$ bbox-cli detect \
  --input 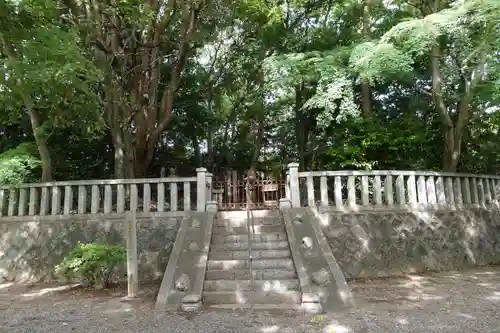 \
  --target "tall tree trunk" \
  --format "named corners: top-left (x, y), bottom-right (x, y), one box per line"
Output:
top-left (360, 0), bottom-right (372, 117)
top-left (294, 83), bottom-right (306, 171)
top-left (192, 132), bottom-right (202, 167)
top-left (24, 98), bottom-right (53, 182)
